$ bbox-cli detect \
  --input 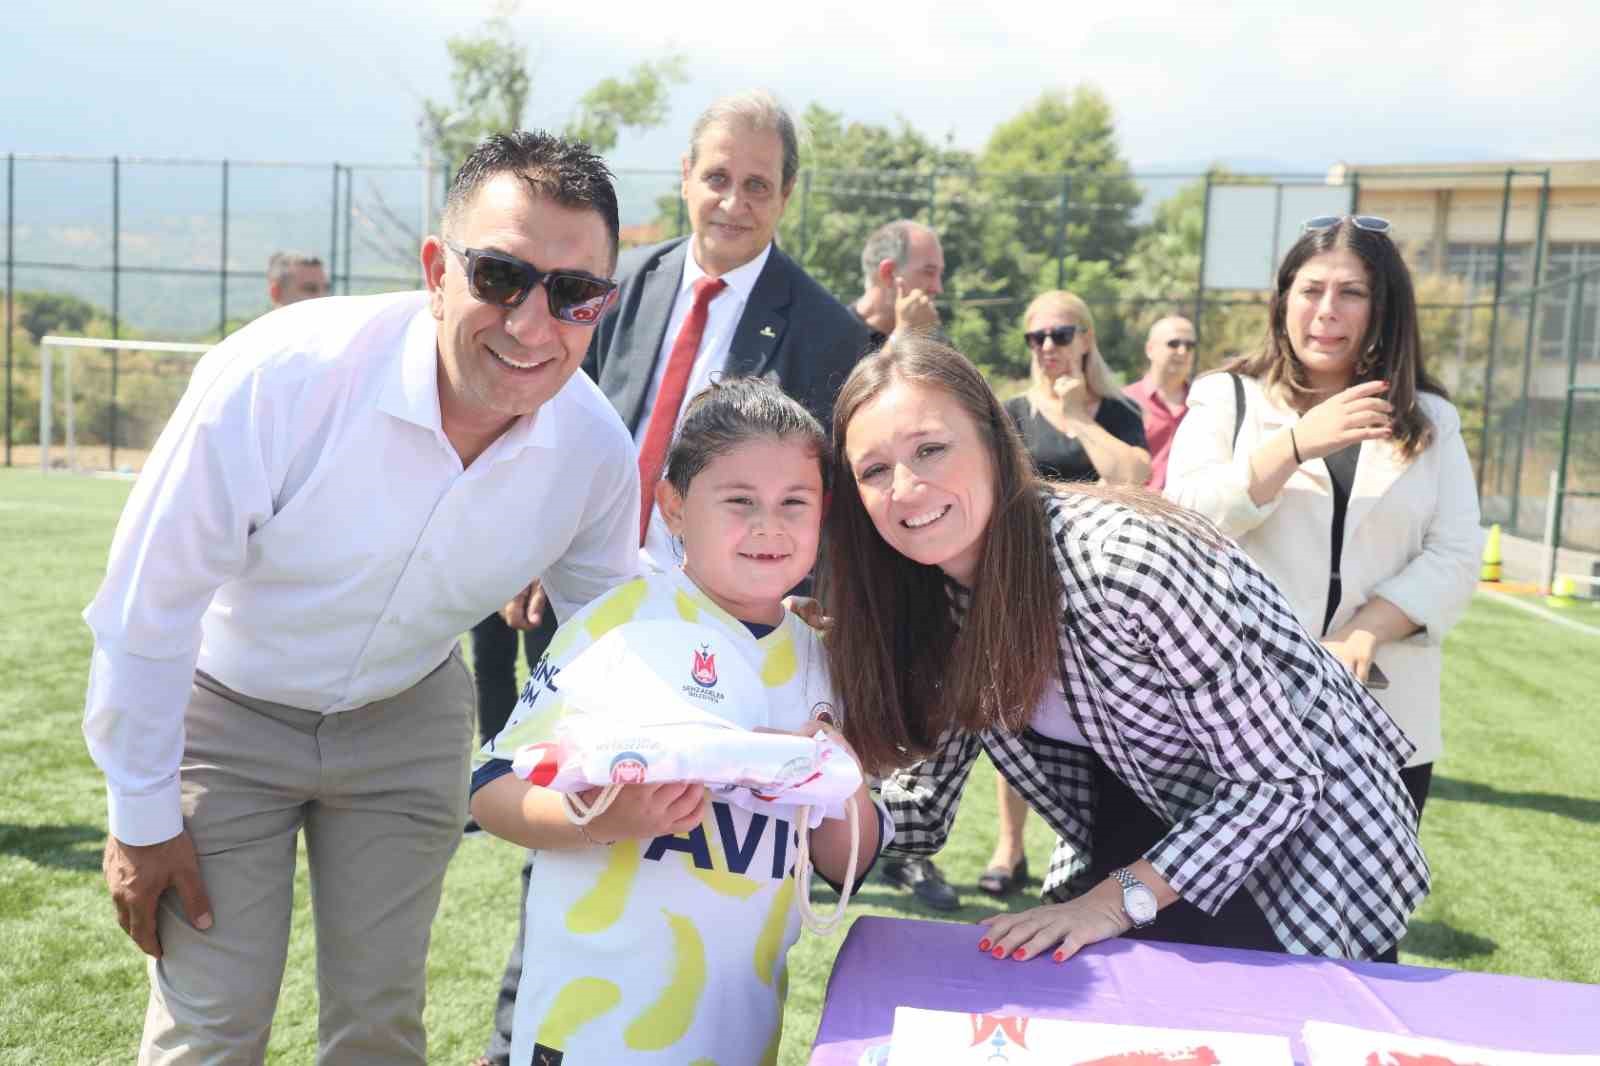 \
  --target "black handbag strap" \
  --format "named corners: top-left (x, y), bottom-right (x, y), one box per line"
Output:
top-left (1229, 372), bottom-right (1246, 451)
